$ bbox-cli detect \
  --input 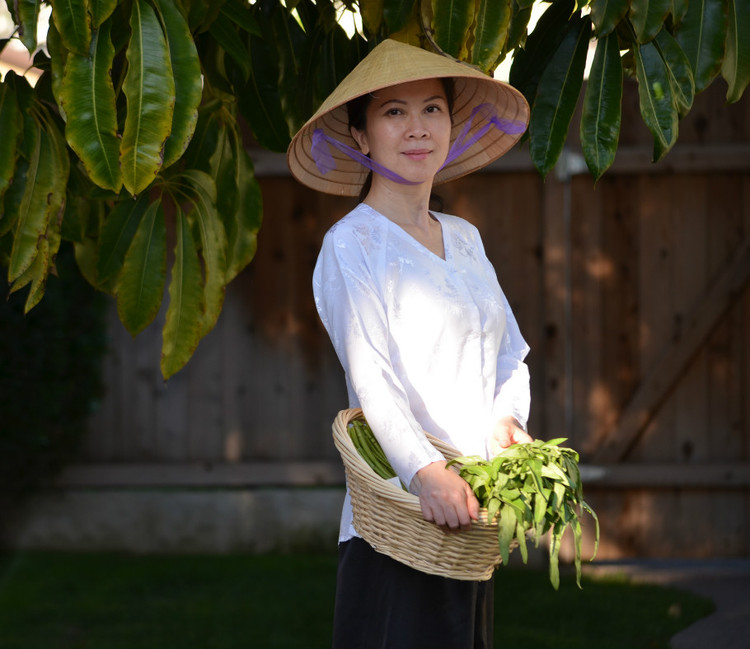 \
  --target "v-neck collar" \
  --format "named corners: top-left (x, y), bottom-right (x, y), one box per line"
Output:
top-left (362, 203), bottom-right (449, 262)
